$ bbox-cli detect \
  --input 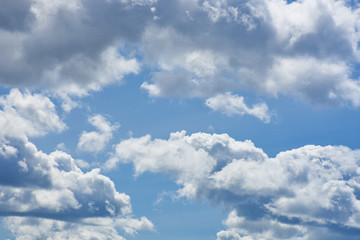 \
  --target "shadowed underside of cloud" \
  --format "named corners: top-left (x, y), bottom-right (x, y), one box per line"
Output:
top-left (0, 89), bottom-right (154, 239)
top-left (0, 0), bottom-right (360, 110)
top-left (107, 131), bottom-right (360, 240)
